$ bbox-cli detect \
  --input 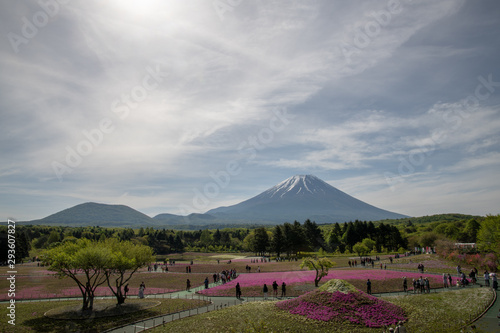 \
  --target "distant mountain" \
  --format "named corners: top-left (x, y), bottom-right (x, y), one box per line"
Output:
top-left (30, 202), bottom-right (158, 227)
top-left (27, 175), bottom-right (408, 228)
top-left (153, 212), bottom-right (217, 225)
top-left (206, 175), bottom-right (408, 223)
